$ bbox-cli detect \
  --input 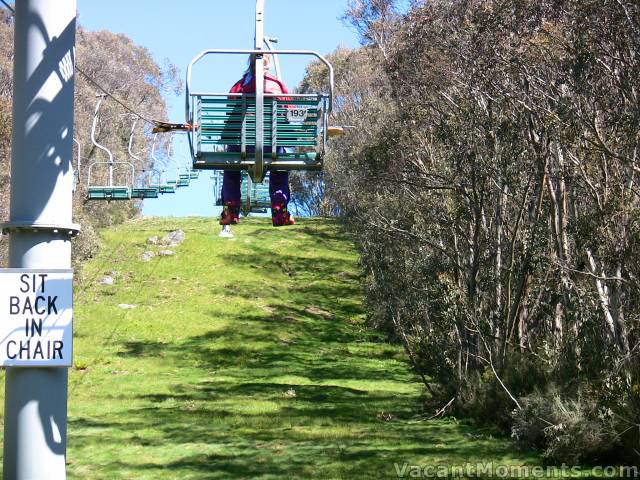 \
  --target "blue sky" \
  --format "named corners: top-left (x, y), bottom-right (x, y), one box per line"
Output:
top-left (75, 0), bottom-right (362, 217)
